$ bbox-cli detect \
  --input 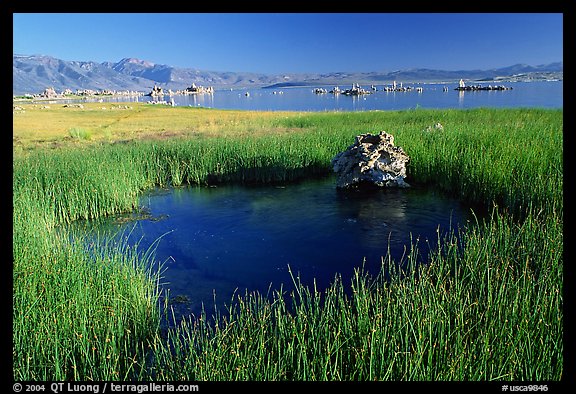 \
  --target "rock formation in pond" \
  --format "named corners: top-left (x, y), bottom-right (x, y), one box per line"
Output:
top-left (332, 131), bottom-right (410, 189)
